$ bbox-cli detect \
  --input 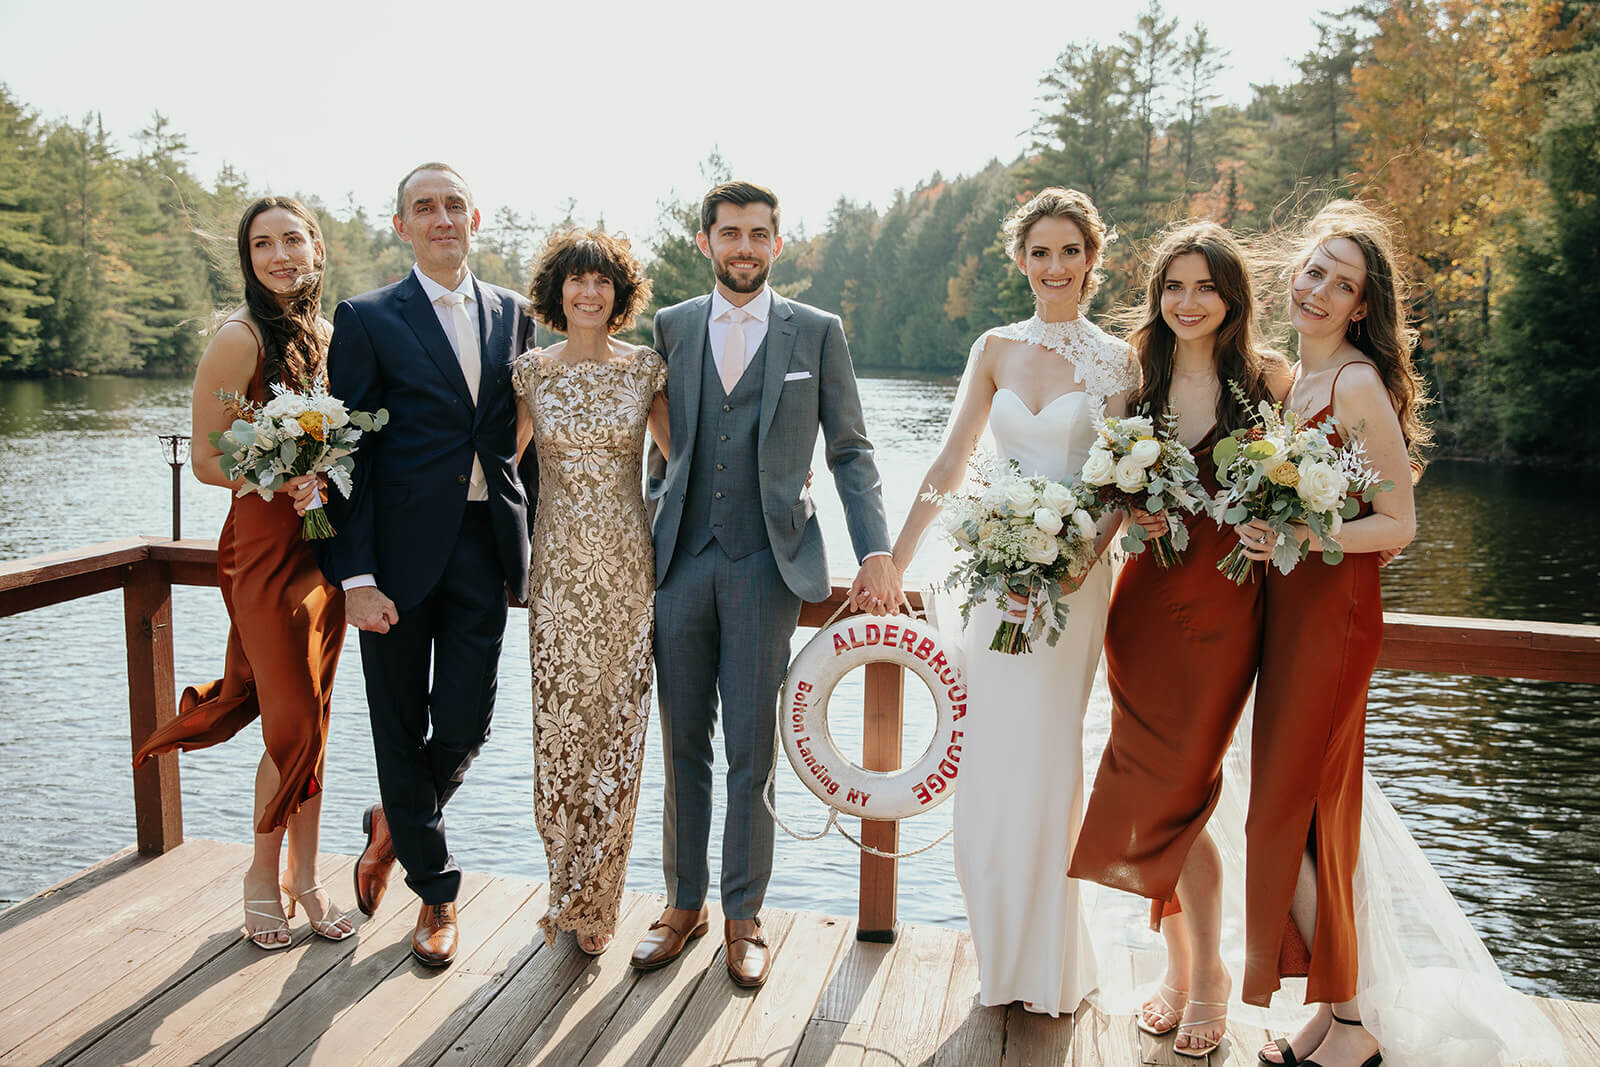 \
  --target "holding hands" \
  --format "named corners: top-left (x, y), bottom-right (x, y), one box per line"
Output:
top-left (849, 555), bottom-right (910, 616)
